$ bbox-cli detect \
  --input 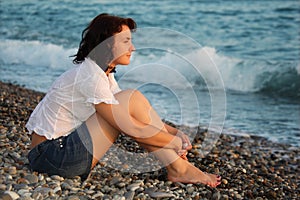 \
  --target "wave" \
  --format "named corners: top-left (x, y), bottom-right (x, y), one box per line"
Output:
top-left (0, 39), bottom-right (299, 98)
top-left (0, 39), bottom-right (76, 70)
top-left (125, 47), bottom-right (300, 98)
